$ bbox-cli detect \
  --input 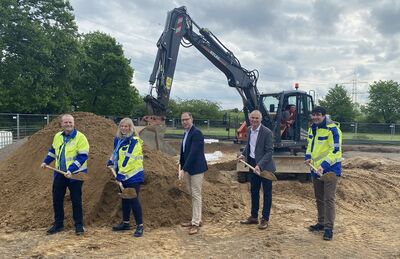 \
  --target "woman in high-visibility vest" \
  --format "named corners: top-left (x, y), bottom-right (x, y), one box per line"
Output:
top-left (107, 118), bottom-right (144, 237)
